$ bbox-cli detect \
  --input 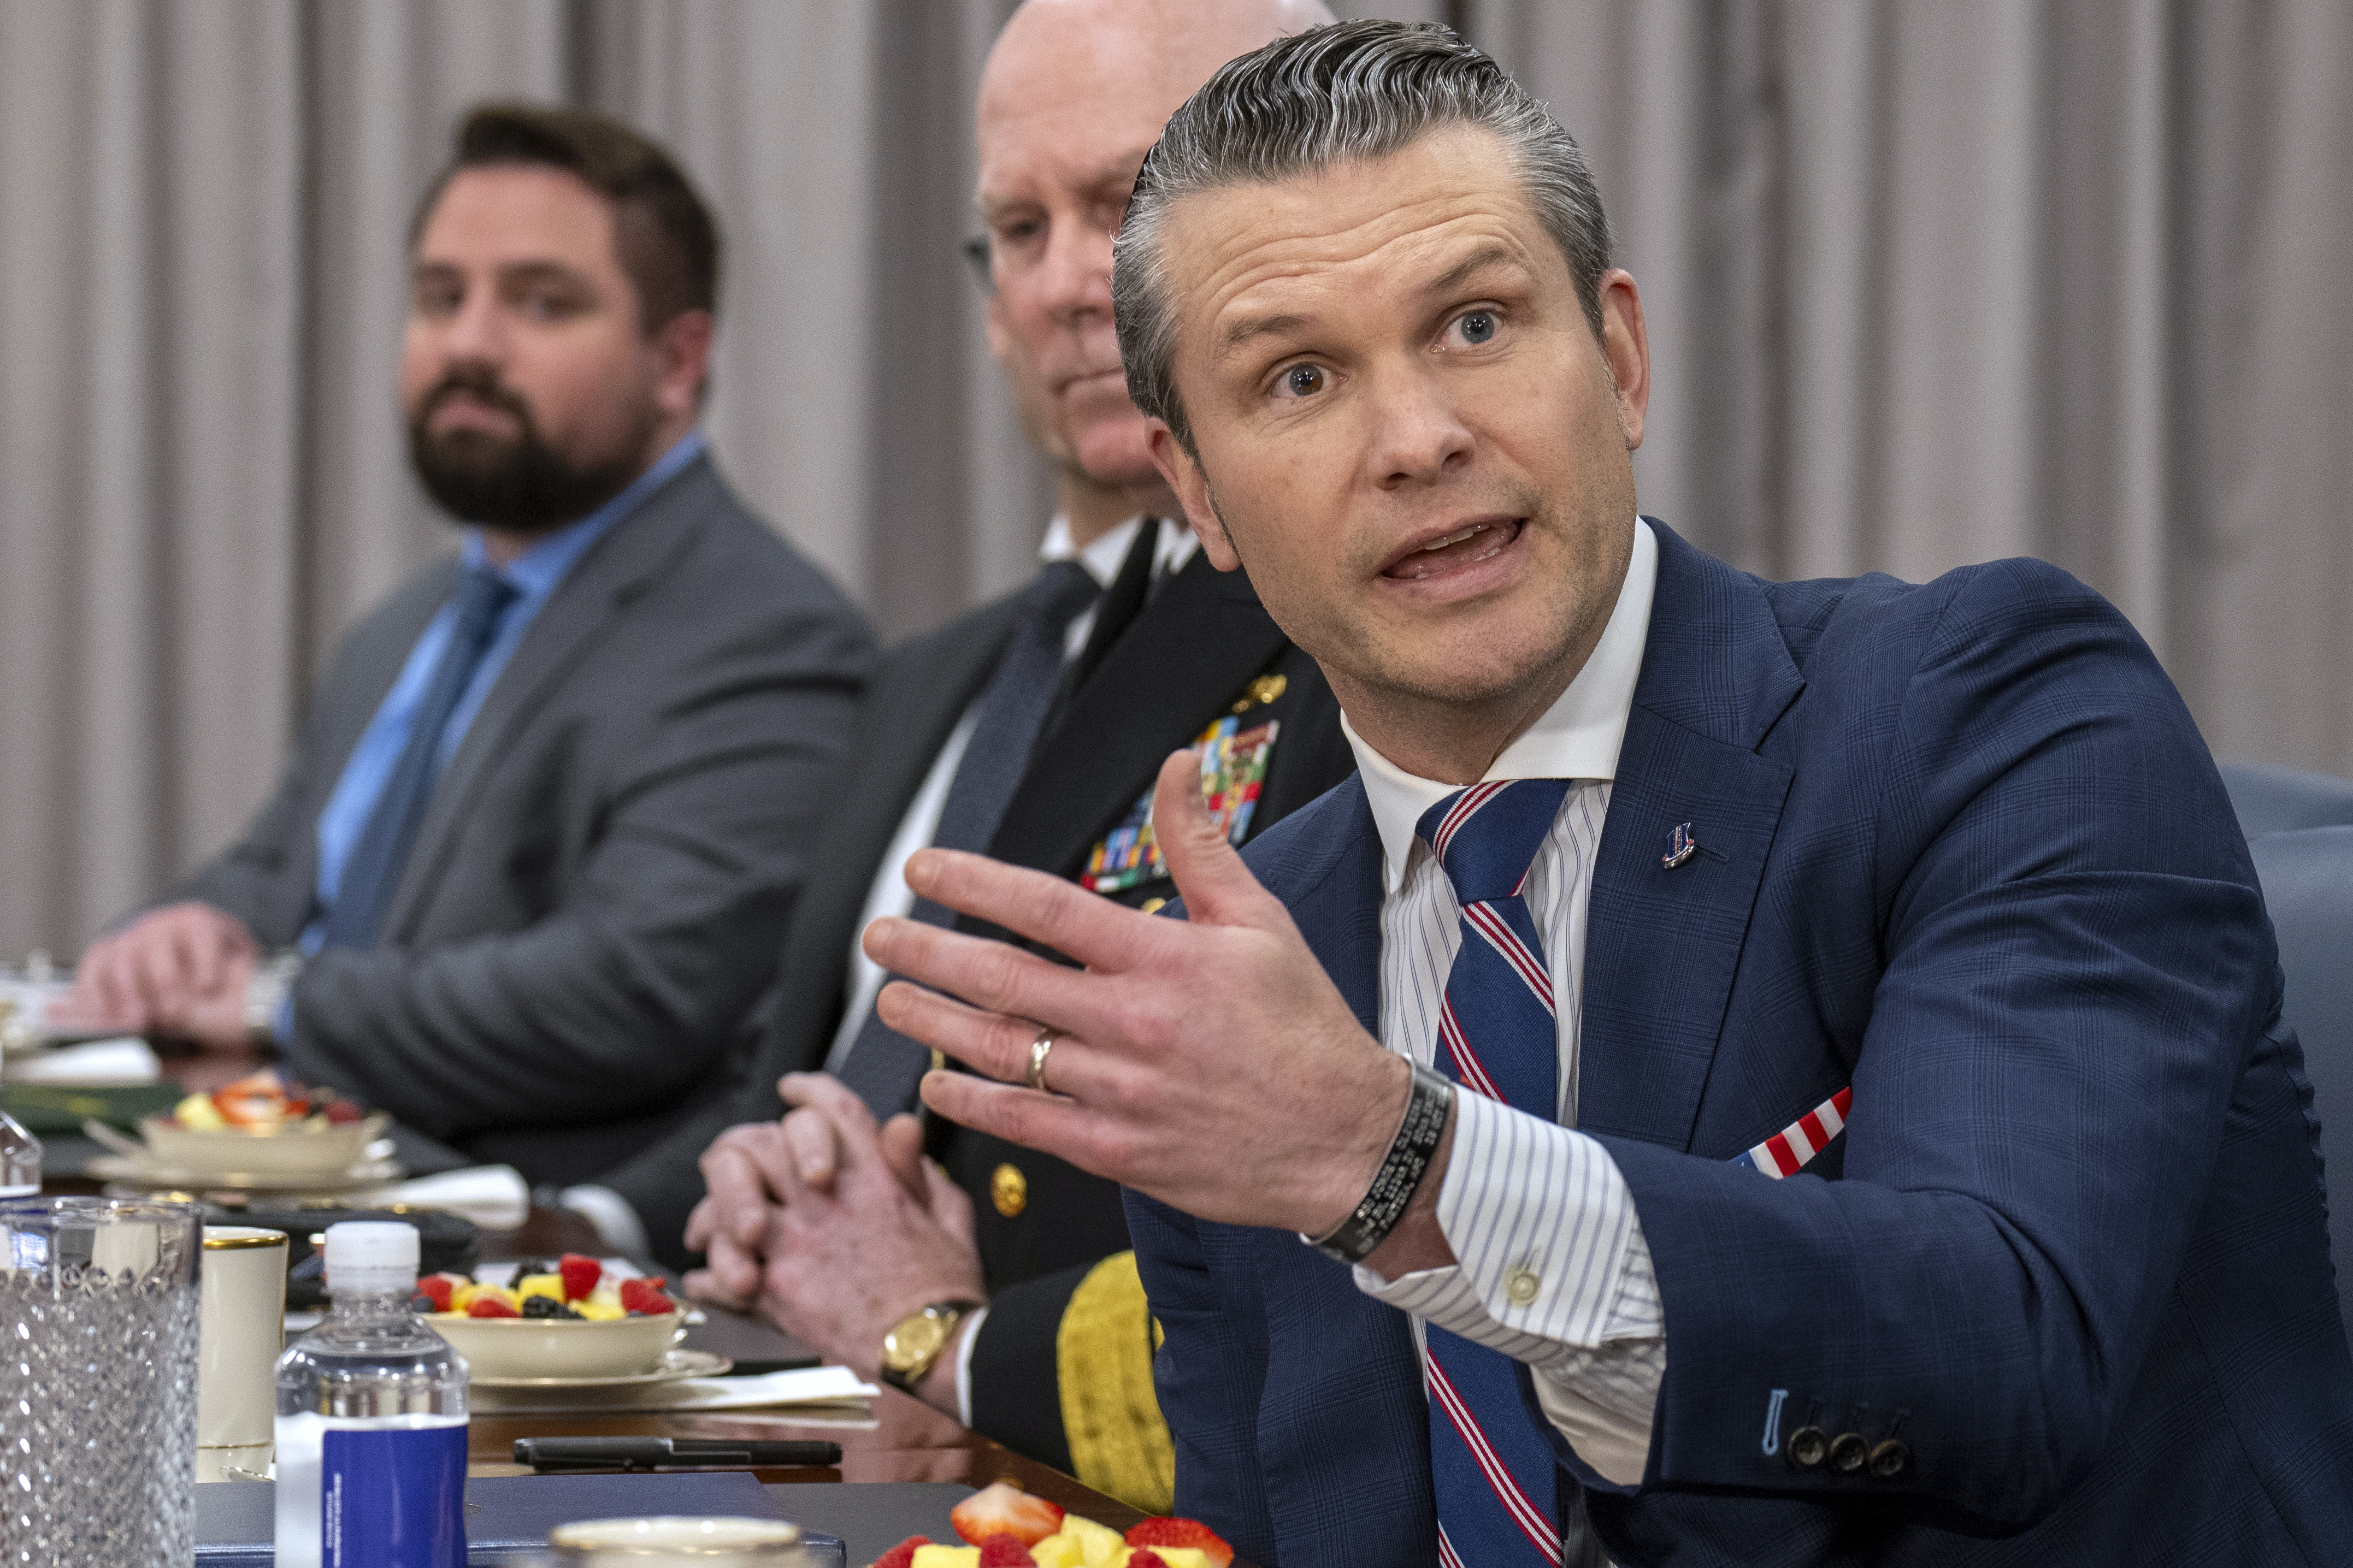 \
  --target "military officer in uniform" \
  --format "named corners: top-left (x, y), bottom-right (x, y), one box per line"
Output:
top-left (574, 0), bottom-right (1344, 1510)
